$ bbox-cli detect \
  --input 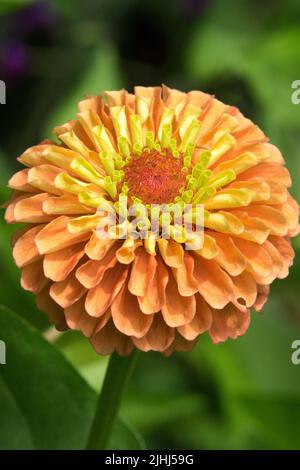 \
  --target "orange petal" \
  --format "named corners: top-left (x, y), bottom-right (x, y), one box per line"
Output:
top-left (35, 216), bottom-right (90, 255)
top-left (178, 294), bottom-right (213, 340)
top-left (260, 240), bottom-right (284, 283)
top-left (237, 162), bottom-right (291, 187)
top-left (262, 180), bottom-right (288, 204)
top-left (128, 249), bottom-right (157, 296)
top-left (253, 285), bottom-right (270, 312)
top-left (132, 314), bottom-right (175, 352)
top-left (232, 238), bottom-right (273, 280)
top-left (138, 256), bottom-right (169, 314)
top-left (193, 257), bottom-right (234, 309)
top-left (49, 273), bottom-right (86, 308)
top-left (232, 271), bottom-right (257, 308)
top-left (18, 143), bottom-right (52, 167)
top-left (243, 205), bottom-right (288, 236)
top-left (76, 244), bottom-right (118, 288)
top-left (187, 89), bottom-right (212, 109)
top-left (116, 238), bottom-right (143, 264)
top-left (13, 193), bottom-right (53, 223)
top-left (268, 236), bottom-right (295, 279)
top-left (231, 115), bottom-right (266, 144)
top-left (21, 260), bottom-right (48, 294)
top-left (8, 169), bottom-right (37, 193)
top-left (229, 210), bottom-right (270, 244)
top-left (170, 332), bottom-right (197, 354)
top-left (85, 231), bottom-right (116, 260)
top-left (161, 273), bottom-right (196, 327)
top-left (208, 231), bottom-right (246, 276)
top-left (172, 252), bottom-right (199, 296)
top-left (209, 303), bottom-right (250, 344)
top-left (27, 164), bottom-right (63, 195)
top-left (43, 242), bottom-right (85, 282)
top-left (90, 320), bottom-right (134, 356)
top-left (111, 285), bottom-right (153, 338)
top-left (264, 143), bottom-right (284, 163)
top-left (157, 238), bottom-right (184, 267)
top-left (12, 225), bottom-right (44, 268)
top-left (43, 195), bottom-right (93, 215)
top-left (85, 264), bottom-right (128, 317)
top-left (65, 296), bottom-right (110, 337)
top-left (195, 234), bottom-right (218, 259)
top-left (197, 98), bottom-right (229, 143)
top-left (36, 286), bottom-right (68, 331)
top-left (277, 194), bottom-right (299, 237)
